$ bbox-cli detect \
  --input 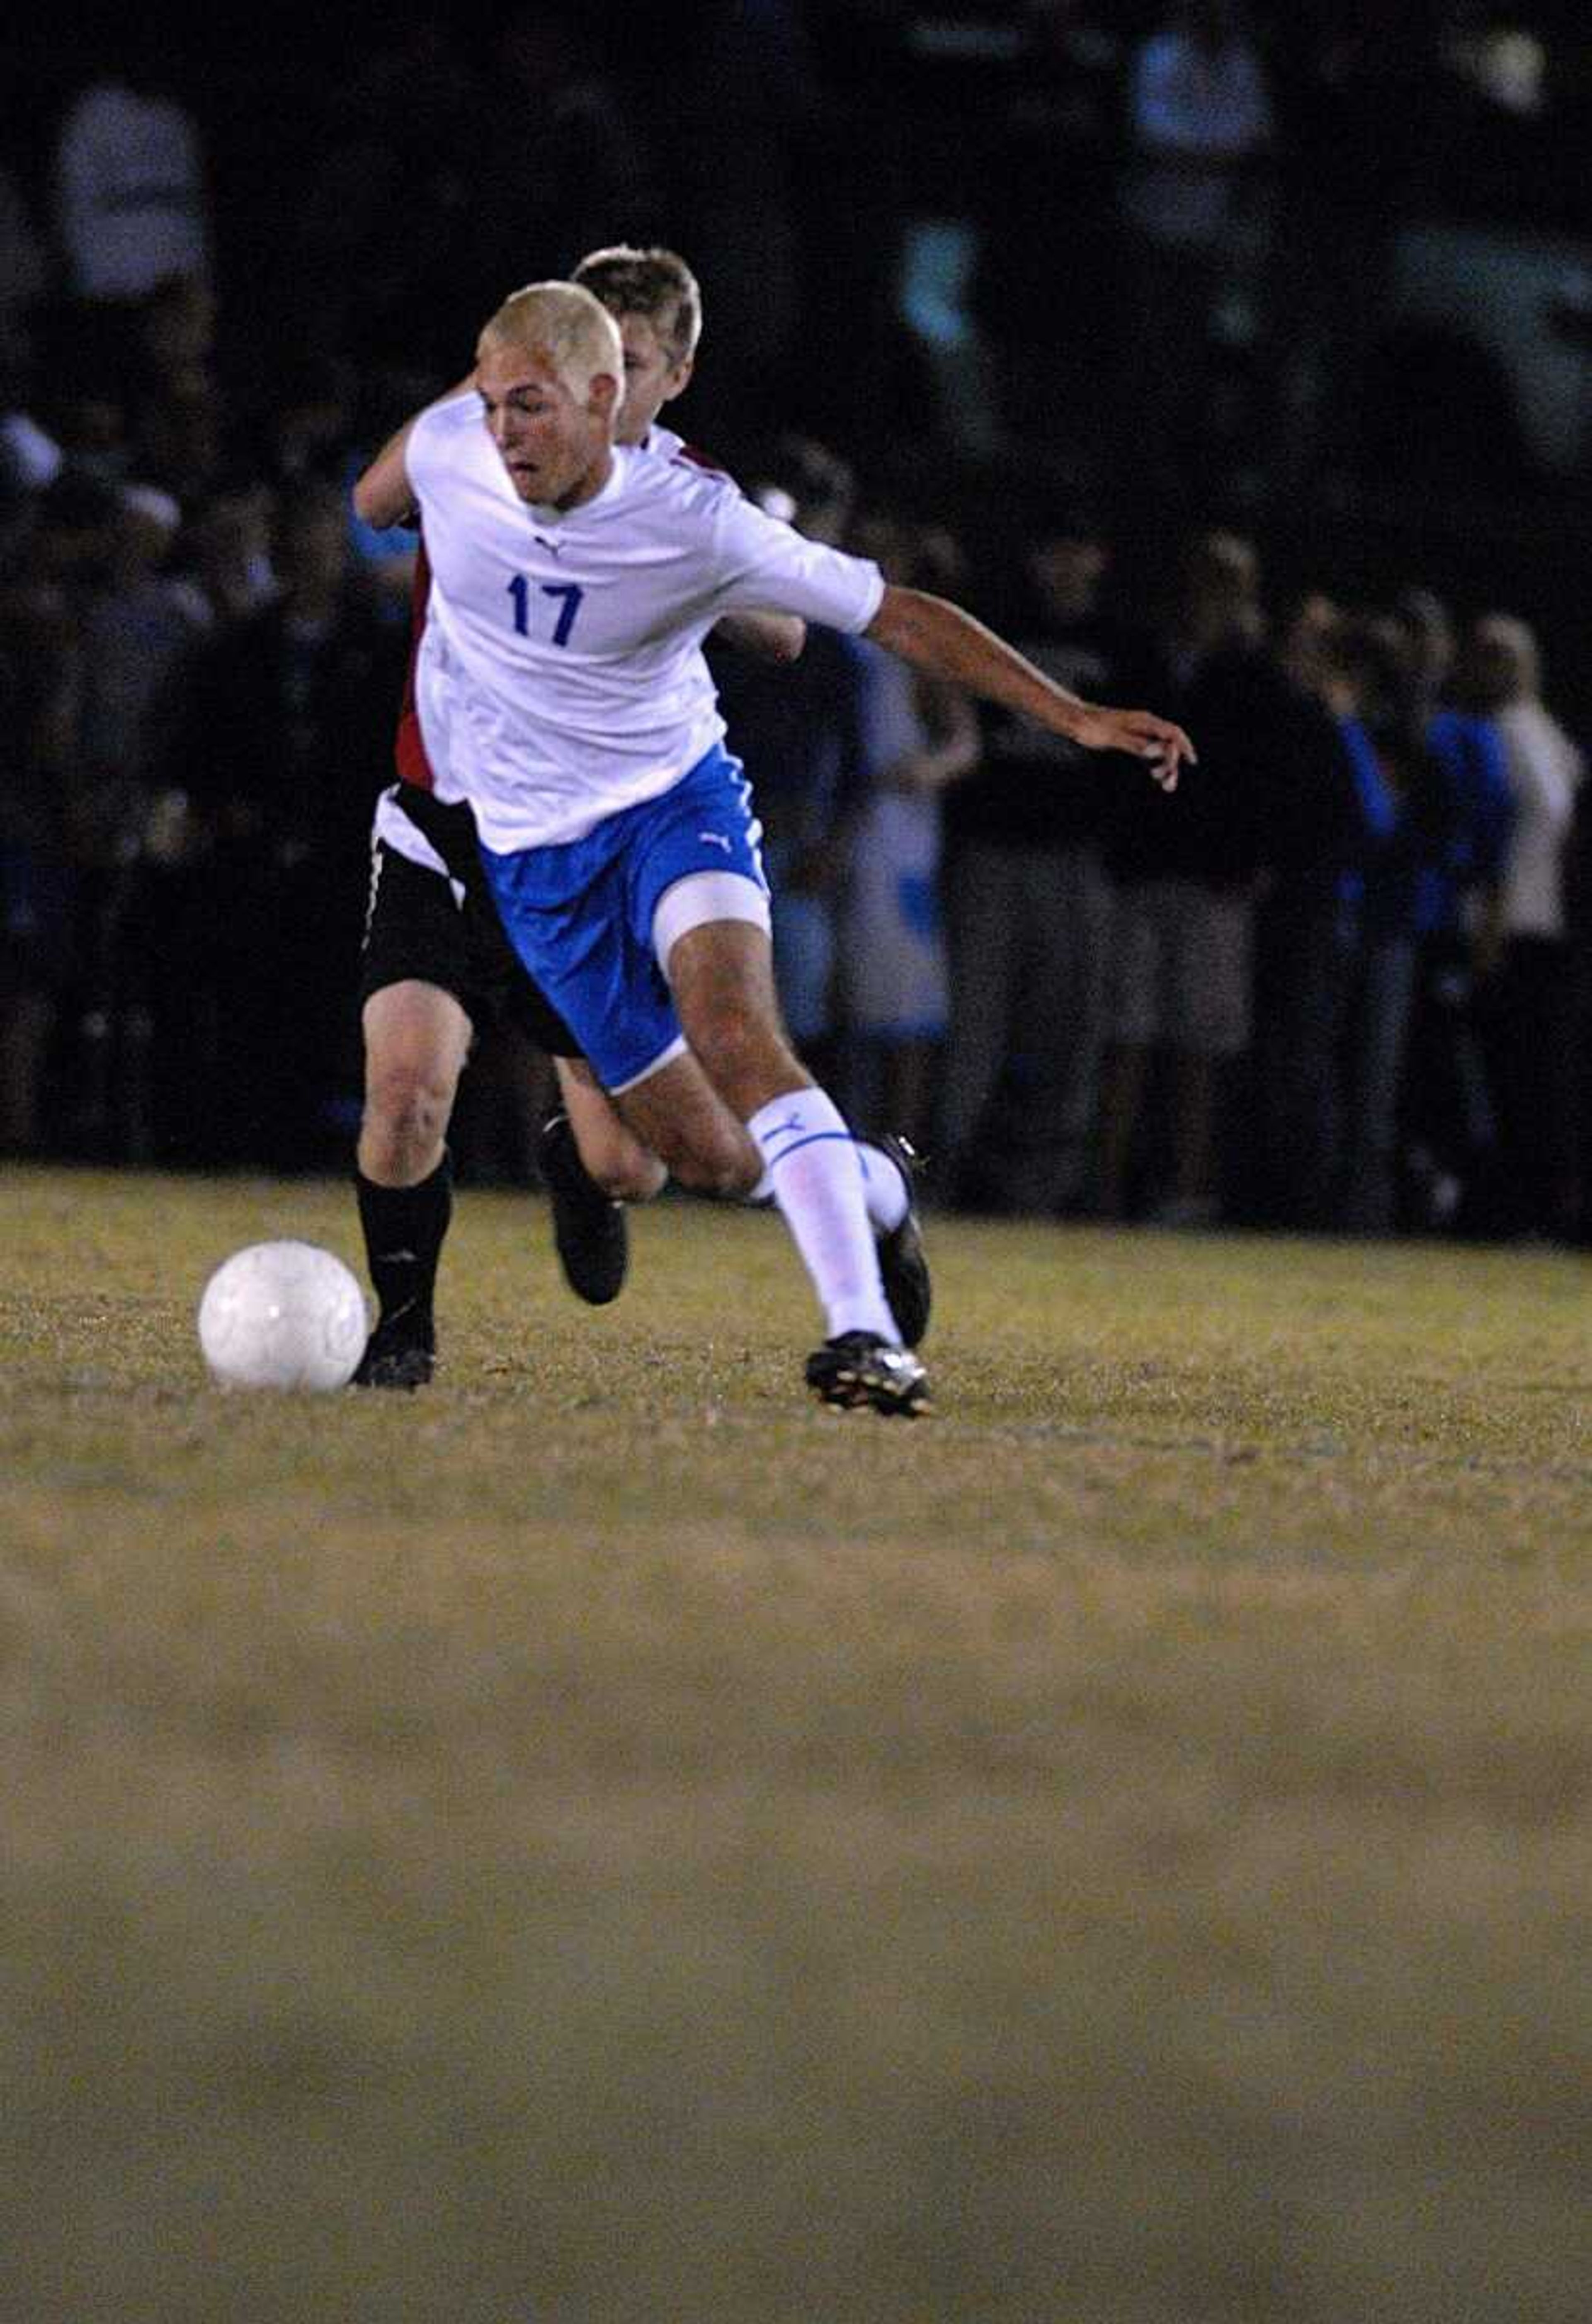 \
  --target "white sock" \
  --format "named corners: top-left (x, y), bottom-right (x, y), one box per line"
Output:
top-left (748, 1089), bottom-right (898, 1342)
top-left (855, 1141), bottom-right (909, 1233)
top-left (747, 1141), bottom-right (907, 1231)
